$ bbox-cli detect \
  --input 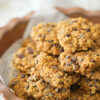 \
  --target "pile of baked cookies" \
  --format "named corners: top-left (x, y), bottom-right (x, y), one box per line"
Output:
top-left (9, 17), bottom-right (100, 100)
